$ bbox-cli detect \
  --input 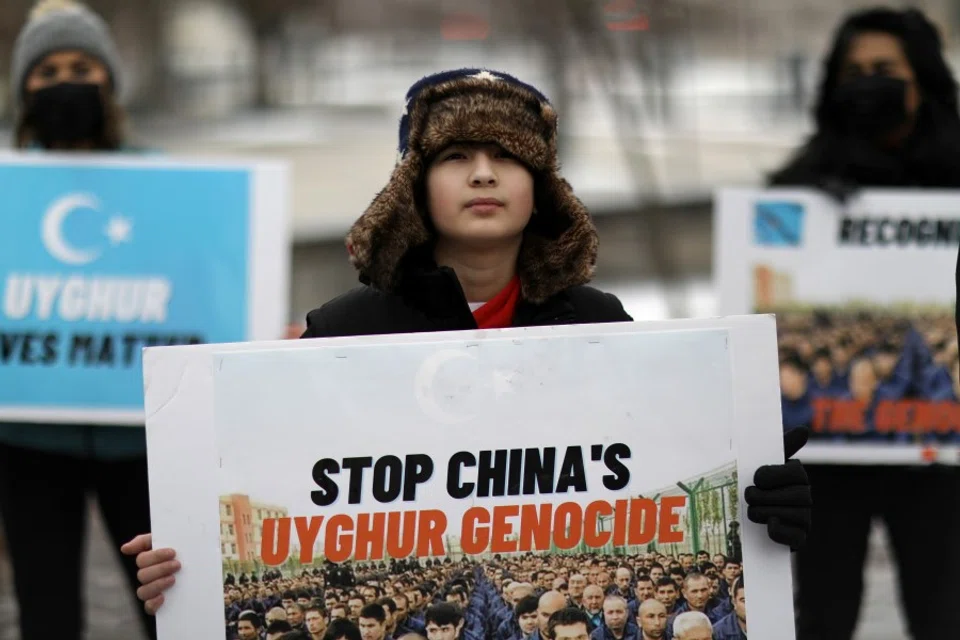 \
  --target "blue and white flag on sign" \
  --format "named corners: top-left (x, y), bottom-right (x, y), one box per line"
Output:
top-left (0, 156), bottom-right (289, 424)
